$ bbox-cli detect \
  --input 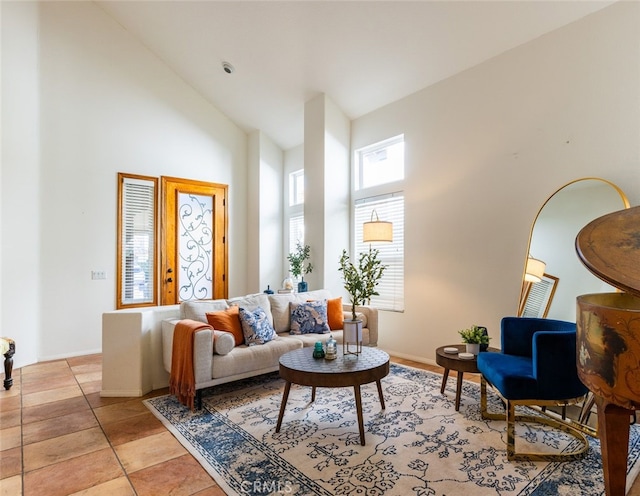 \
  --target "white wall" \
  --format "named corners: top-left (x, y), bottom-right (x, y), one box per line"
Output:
top-left (2, 2), bottom-right (248, 366)
top-left (248, 131), bottom-right (284, 293)
top-left (351, 1), bottom-right (640, 363)
top-left (284, 146), bottom-right (304, 182)
top-left (258, 133), bottom-right (284, 292)
top-left (304, 94), bottom-right (350, 293)
top-left (1, 1), bottom-right (41, 366)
